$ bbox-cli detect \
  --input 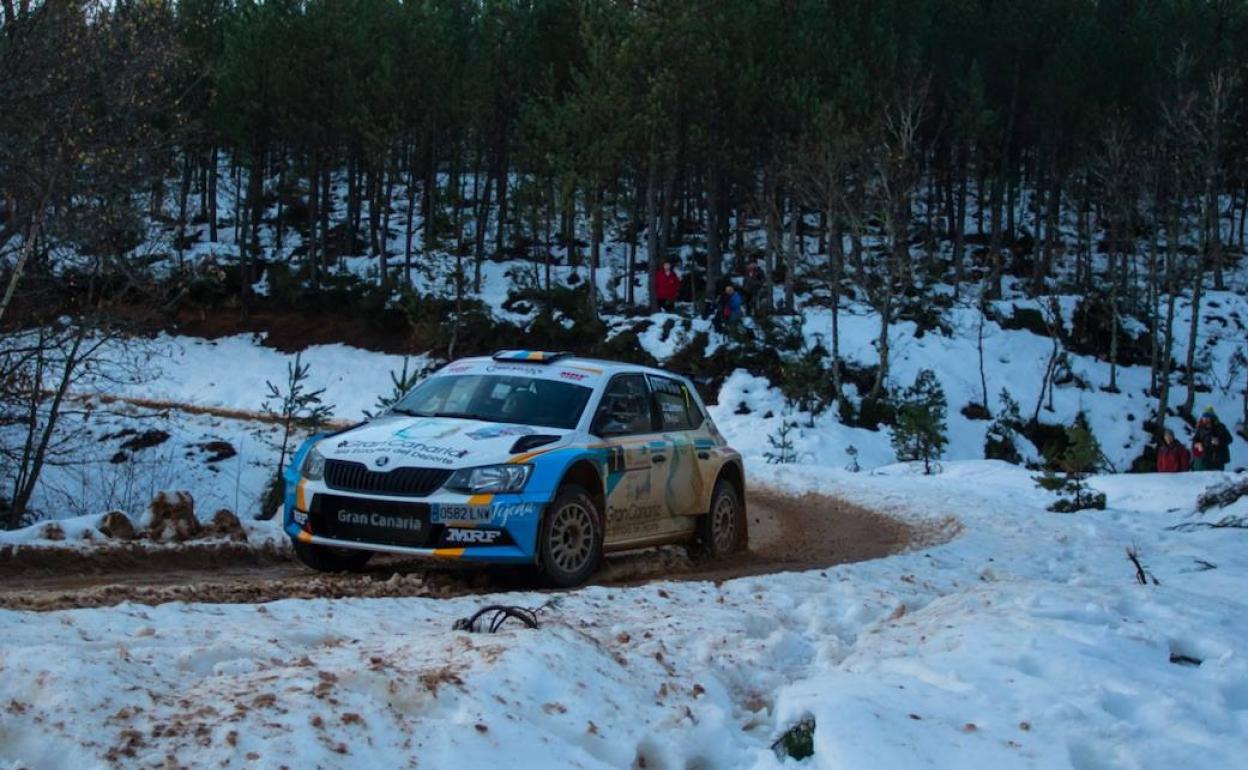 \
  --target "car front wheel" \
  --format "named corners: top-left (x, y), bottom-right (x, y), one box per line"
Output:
top-left (538, 484), bottom-right (603, 587)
